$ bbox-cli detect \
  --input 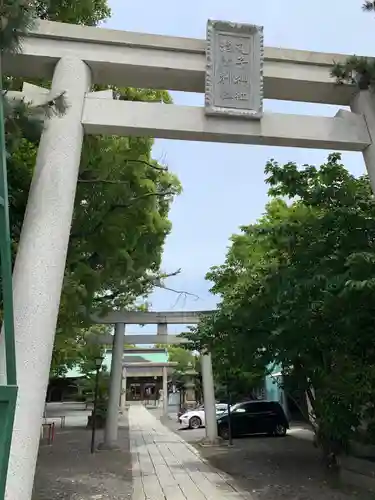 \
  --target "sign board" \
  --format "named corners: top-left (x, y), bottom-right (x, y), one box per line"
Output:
top-left (205, 20), bottom-right (264, 119)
